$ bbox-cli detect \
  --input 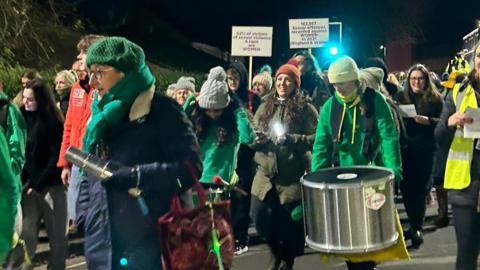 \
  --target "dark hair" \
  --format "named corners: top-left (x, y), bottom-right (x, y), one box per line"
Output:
top-left (24, 78), bottom-right (64, 123)
top-left (257, 88), bottom-right (308, 132)
top-left (292, 50), bottom-right (321, 72)
top-left (191, 98), bottom-right (241, 146)
top-left (468, 41), bottom-right (480, 91)
top-left (77, 34), bottom-right (105, 52)
top-left (22, 69), bottom-right (41, 80)
top-left (398, 64), bottom-right (442, 113)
